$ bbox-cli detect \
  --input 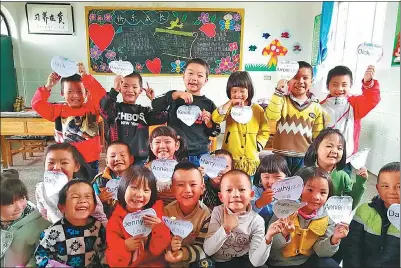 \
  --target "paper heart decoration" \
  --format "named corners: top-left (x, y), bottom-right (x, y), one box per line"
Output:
top-left (162, 216), bottom-right (194, 238)
top-left (145, 58), bottom-right (162, 74)
top-left (276, 60), bottom-right (299, 81)
top-left (105, 179), bottom-right (120, 201)
top-left (349, 148), bottom-right (370, 169)
top-left (89, 23), bottom-right (115, 51)
top-left (43, 171), bottom-right (69, 197)
top-left (387, 203), bottom-right (400, 231)
top-left (200, 23), bottom-right (217, 38)
top-left (199, 154), bottom-right (227, 178)
top-left (177, 105), bottom-right (201, 126)
top-left (273, 199), bottom-right (307, 218)
top-left (324, 196), bottom-right (353, 224)
top-left (357, 42), bottom-right (383, 62)
top-left (50, 56), bottom-right (78, 78)
top-left (230, 106), bottom-right (253, 124)
top-left (151, 159), bottom-right (178, 183)
top-left (109, 60), bottom-right (134, 77)
top-left (271, 176), bottom-right (304, 201)
top-left (123, 208), bottom-right (157, 237)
